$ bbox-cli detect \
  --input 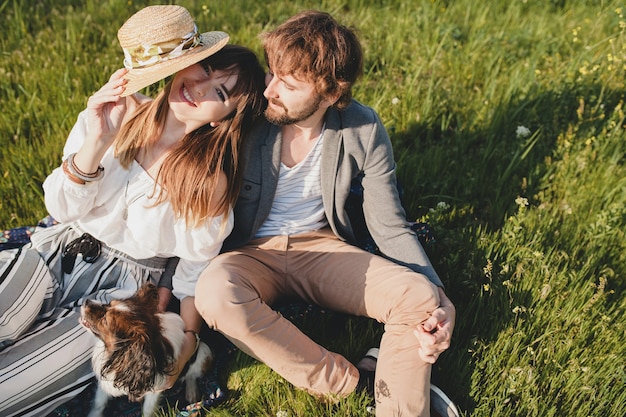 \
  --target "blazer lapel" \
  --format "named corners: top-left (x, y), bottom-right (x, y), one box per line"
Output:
top-left (321, 109), bottom-right (342, 222)
top-left (255, 123), bottom-right (282, 230)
